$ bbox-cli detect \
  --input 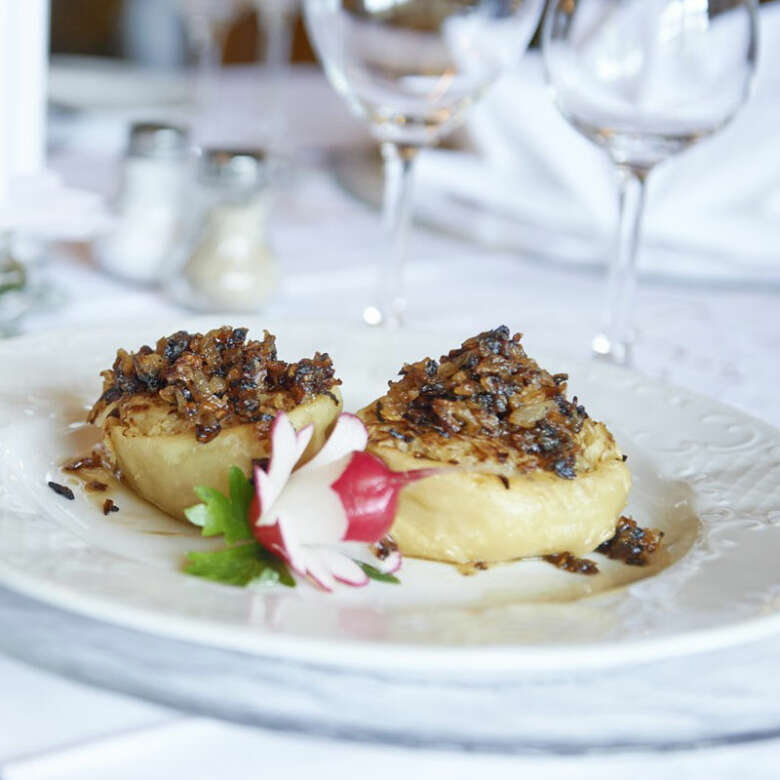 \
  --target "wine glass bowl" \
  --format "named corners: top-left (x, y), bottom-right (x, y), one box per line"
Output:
top-left (305, 0), bottom-right (545, 324)
top-left (544, 0), bottom-right (757, 172)
top-left (543, 0), bottom-right (758, 363)
top-left (308, 0), bottom-right (542, 146)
